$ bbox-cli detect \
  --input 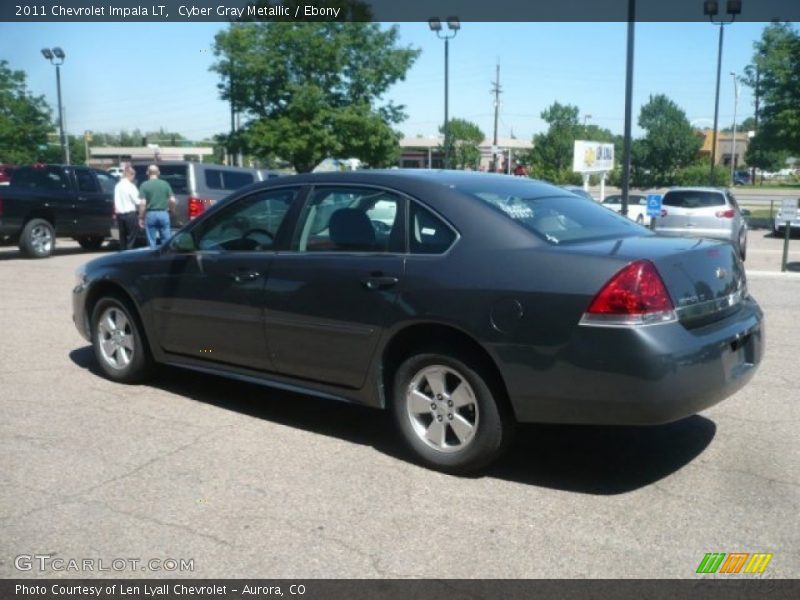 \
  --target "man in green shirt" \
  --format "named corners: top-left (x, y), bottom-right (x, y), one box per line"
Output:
top-left (138, 164), bottom-right (176, 247)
